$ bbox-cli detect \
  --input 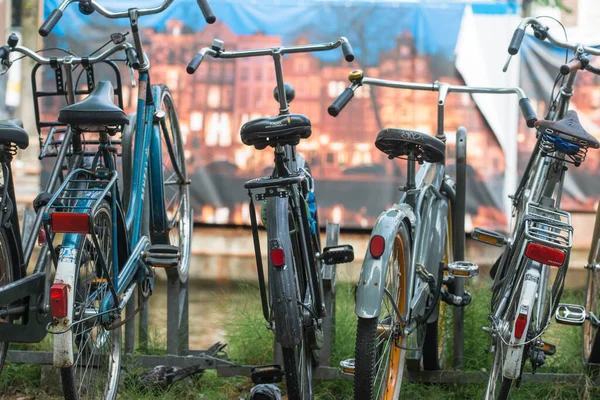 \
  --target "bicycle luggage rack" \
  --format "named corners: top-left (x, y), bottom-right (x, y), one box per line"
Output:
top-left (32, 60), bottom-right (125, 161)
top-left (524, 202), bottom-right (573, 251)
